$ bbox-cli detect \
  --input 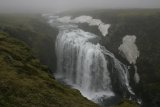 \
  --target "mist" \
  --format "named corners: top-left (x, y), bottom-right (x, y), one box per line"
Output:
top-left (0, 0), bottom-right (160, 13)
